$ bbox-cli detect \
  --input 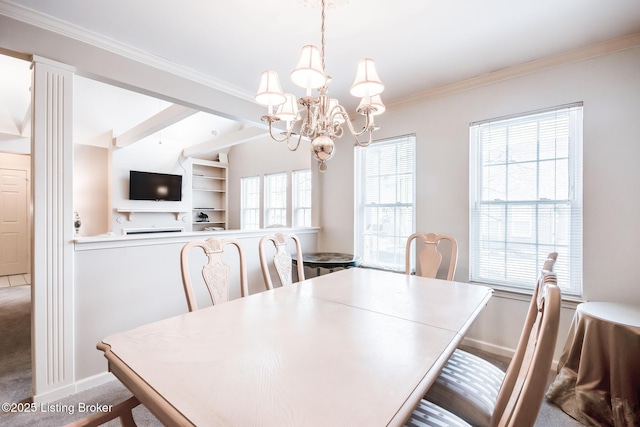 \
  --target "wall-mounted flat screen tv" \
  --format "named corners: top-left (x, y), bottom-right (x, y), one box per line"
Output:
top-left (129, 170), bottom-right (182, 201)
